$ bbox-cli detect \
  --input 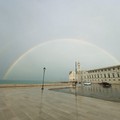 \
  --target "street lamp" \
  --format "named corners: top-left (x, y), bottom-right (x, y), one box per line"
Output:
top-left (41, 67), bottom-right (46, 90)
